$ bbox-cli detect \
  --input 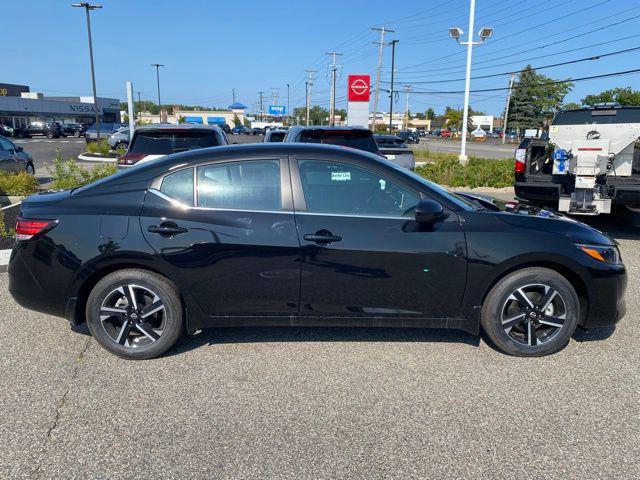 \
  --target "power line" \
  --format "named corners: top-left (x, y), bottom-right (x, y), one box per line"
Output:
top-left (410, 67), bottom-right (640, 95)
top-left (387, 45), bottom-right (640, 84)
